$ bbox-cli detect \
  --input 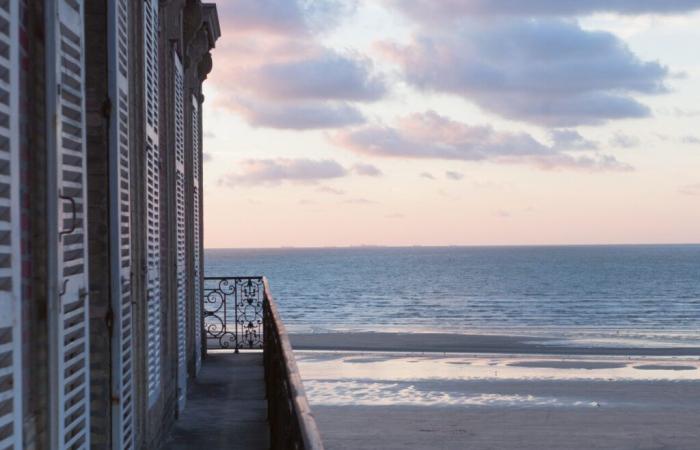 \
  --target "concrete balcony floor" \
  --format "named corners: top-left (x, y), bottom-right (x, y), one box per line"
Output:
top-left (164, 351), bottom-right (270, 450)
